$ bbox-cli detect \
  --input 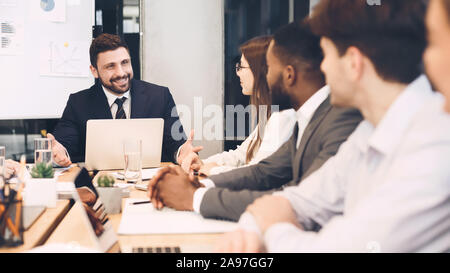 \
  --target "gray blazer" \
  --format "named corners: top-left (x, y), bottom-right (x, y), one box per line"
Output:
top-left (200, 97), bottom-right (362, 221)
